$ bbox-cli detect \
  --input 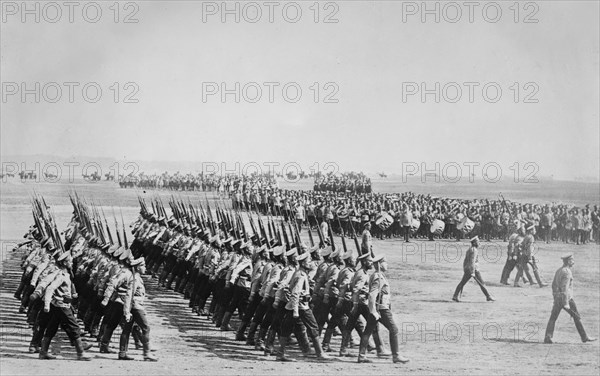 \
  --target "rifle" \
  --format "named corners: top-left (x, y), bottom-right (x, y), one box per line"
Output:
top-left (112, 207), bottom-right (123, 247)
top-left (120, 208), bottom-right (129, 249)
top-left (336, 216), bottom-right (349, 255)
top-left (348, 220), bottom-right (362, 254)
